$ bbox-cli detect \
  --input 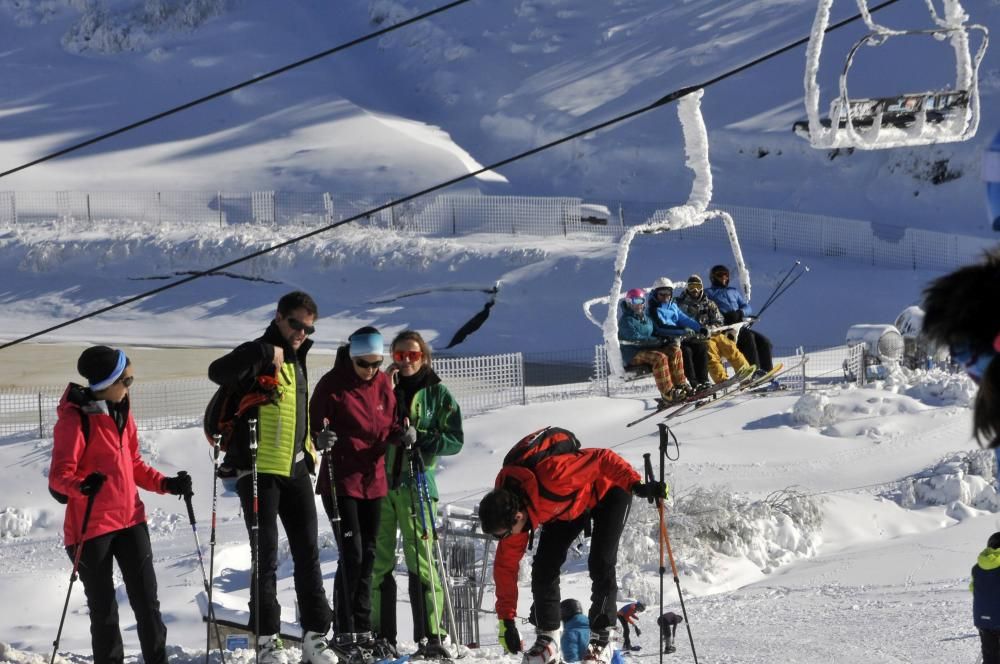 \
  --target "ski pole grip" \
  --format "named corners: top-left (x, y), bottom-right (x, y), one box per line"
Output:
top-left (179, 474), bottom-right (197, 525)
top-left (642, 453), bottom-right (656, 504)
